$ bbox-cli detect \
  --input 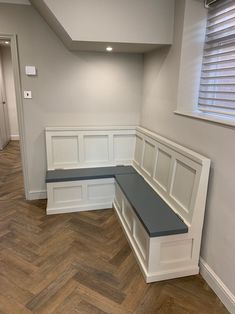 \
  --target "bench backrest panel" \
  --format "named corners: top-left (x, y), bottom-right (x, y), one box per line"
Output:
top-left (45, 125), bottom-right (211, 227)
top-left (45, 126), bottom-right (136, 170)
top-left (133, 127), bottom-right (210, 226)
